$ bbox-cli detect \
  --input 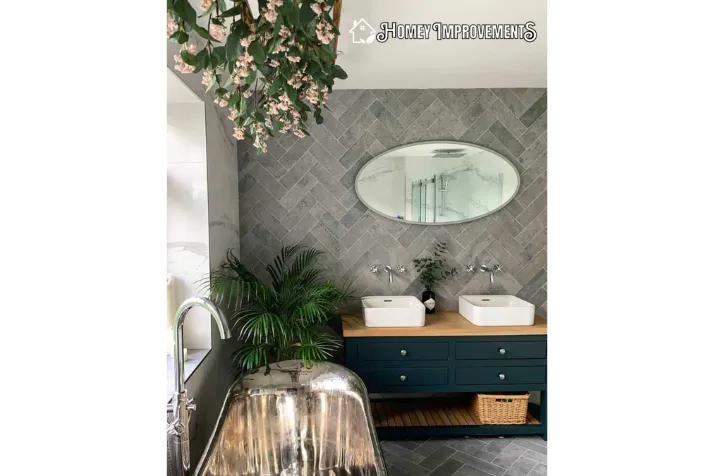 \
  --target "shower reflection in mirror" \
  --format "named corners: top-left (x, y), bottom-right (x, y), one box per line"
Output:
top-left (356, 141), bottom-right (518, 225)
